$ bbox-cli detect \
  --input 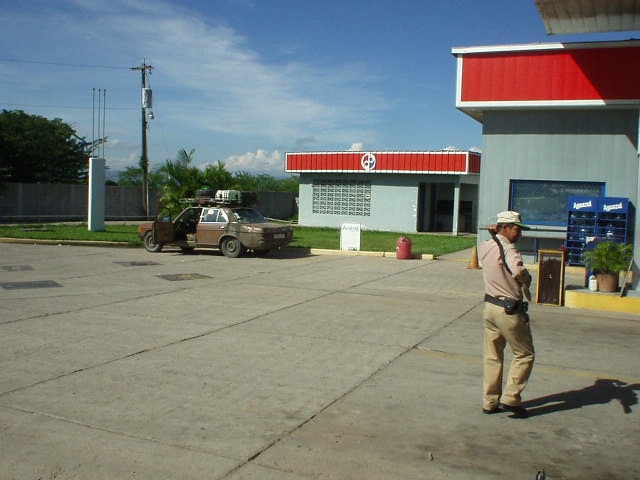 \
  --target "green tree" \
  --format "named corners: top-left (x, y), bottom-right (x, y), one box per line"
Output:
top-left (202, 160), bottom-right (233, 190)
top-left (276, 175), bottom-right (299, 193)
top-left (231, 171), bottom-right (298, 192)
top-left (116, 166), bottom-right (144, 186)
top-left (0, 109), bottom-right (89, 184)
top-left (117, 165), bottom-right (163, 188)
top-left (157, 148), bottom-right (207, 210)
top-left (230, 171), bottom-right (259, 191)
top-left (117, 151), bottom-right (298, 213)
